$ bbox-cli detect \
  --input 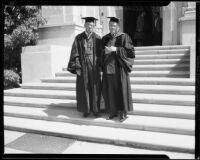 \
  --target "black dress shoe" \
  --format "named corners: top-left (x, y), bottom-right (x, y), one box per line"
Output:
top-left (83, 113), bottom-right (90, 117)
top-left (106, 114), bottom-right (117, 120)
top-left (119, 115), bottom-right (128, 122)
top-left (124, 112), bottom-right (128, 118)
